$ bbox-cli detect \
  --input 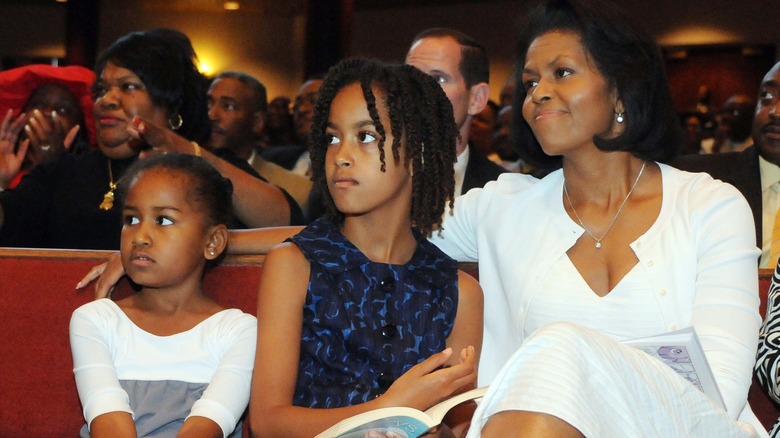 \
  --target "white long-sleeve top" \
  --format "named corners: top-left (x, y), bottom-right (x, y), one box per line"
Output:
top-left (431, 163), bottom-right (761, 422)
top-left (70, 299), bottom-right (257, 438)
